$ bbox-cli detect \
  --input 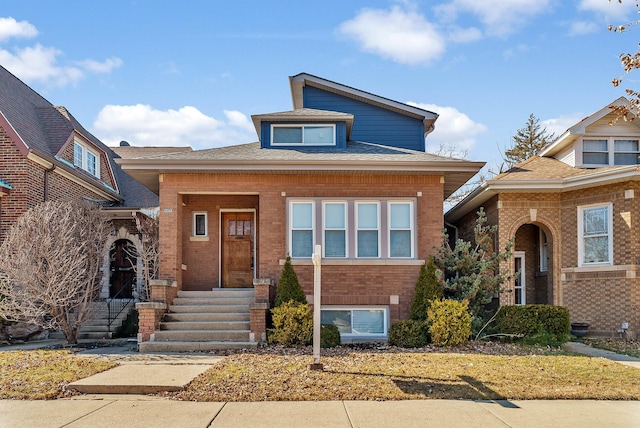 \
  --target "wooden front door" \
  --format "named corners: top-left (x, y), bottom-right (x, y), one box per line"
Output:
top-left (110, 239), bottom-right (135, 298)
top-left (221, 212), bottom-right (254, 288)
